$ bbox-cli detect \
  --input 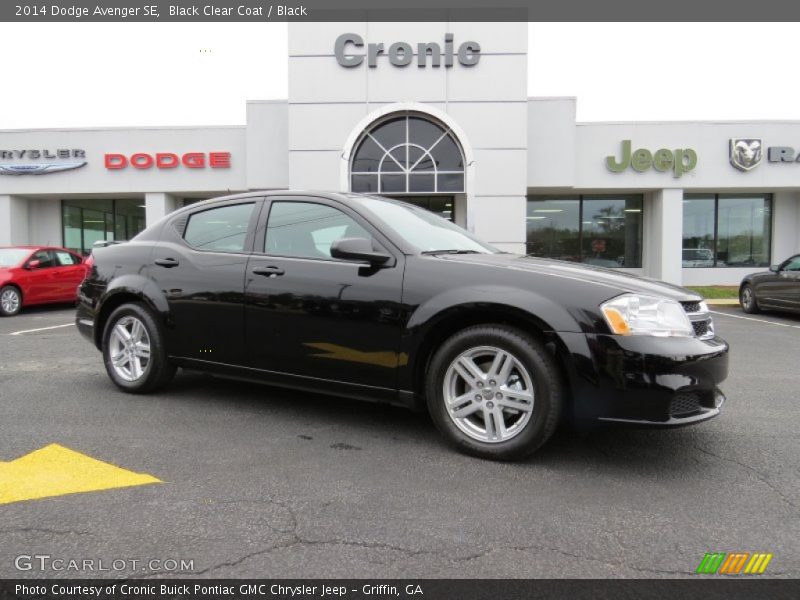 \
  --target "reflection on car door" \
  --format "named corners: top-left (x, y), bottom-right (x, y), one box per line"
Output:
top-left (148, 200), bottom-right (260, 364)
top-left (244, 198), bottom-right (405, 396)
